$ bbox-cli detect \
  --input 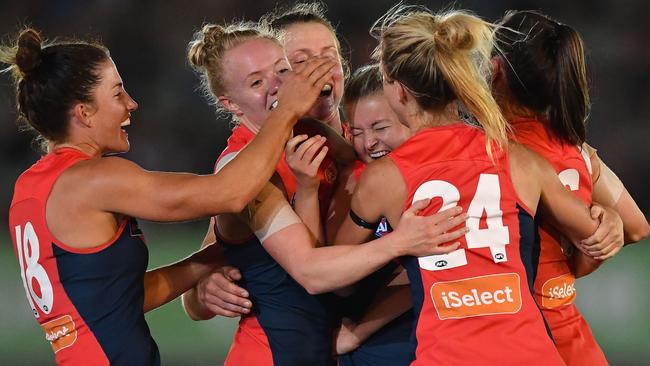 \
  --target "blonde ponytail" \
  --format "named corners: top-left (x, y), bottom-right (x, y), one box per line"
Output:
top-left (373, 5), bottom-right (509, 156)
